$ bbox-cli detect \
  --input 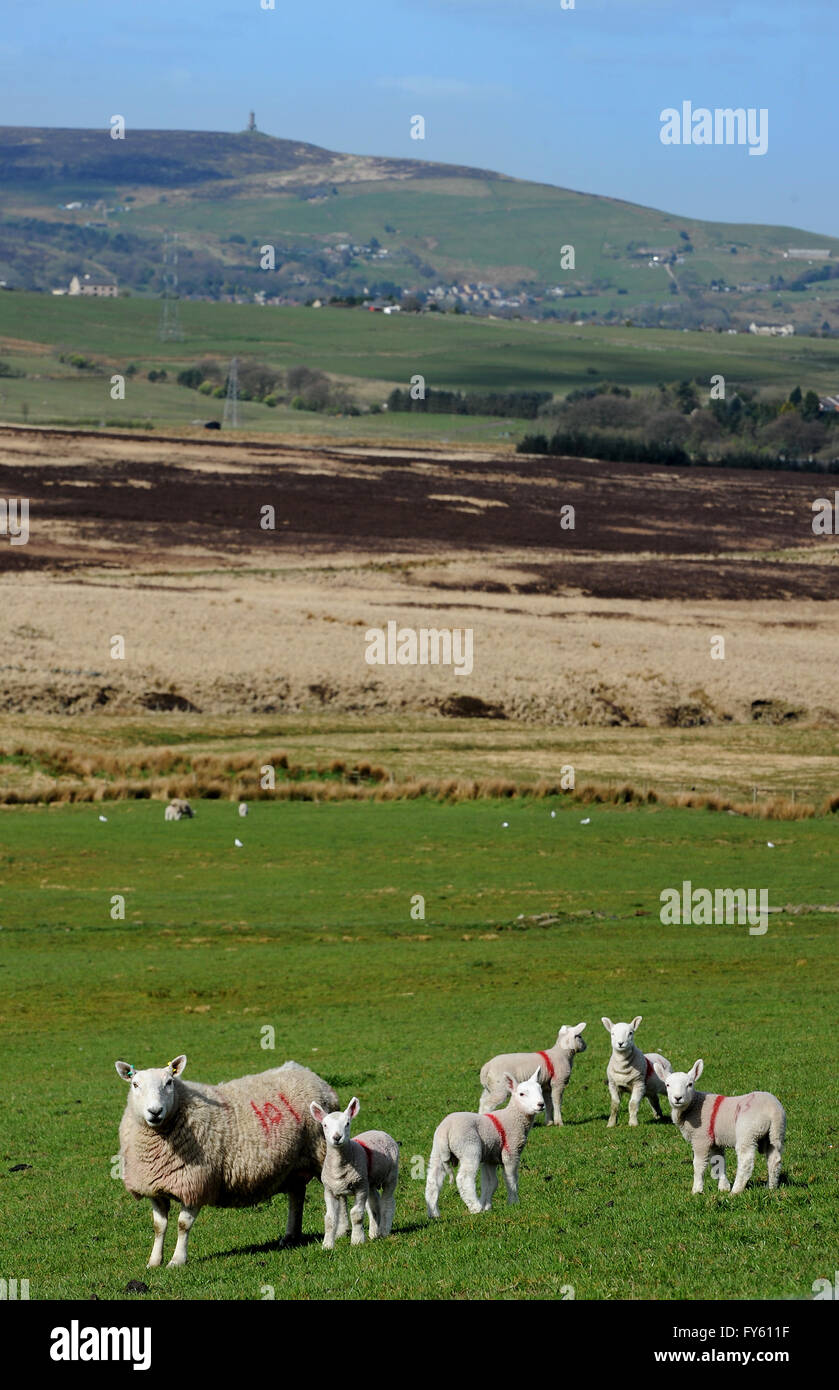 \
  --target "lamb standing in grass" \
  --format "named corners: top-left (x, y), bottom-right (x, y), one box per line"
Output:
top-left (238, 802), bottom-right (248, 817)
top-left (426, 1070), bottom-right (544, 1218)
top-left (602, 1016), bottom-right (671, 1126)
top-left (655, 1058), bottom-right (786, 1194)
top-left (164, 798), bottom-right (194, 821)
top-left (309, 1096), bottom-right (399, 1249)
top-left (479, 1022), bottom-right (587, 1126)
top-left (115, 1054), bottom-right (339, 1267)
